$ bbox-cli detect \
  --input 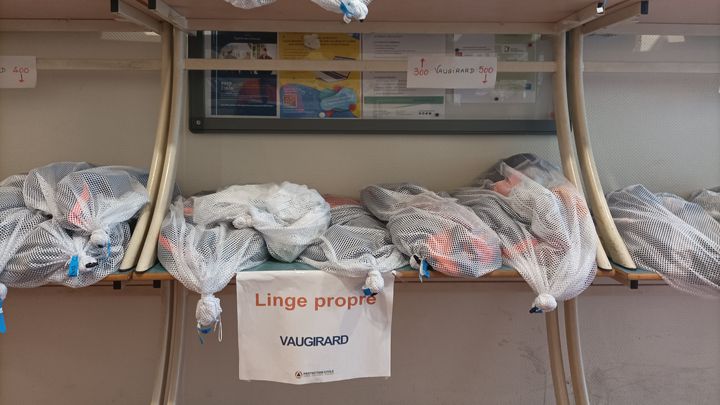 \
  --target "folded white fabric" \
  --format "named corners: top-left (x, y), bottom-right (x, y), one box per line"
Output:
top-left (455, 154), bottom-right (598, 312)
top-left (690, 187), bottom-right (720, 222)
top-left (191, 182), bottom-right (330, 262)
top-left (608, 184), bottom-right (720, 297)
top-left (0, 174), bottom-right (27, 212)
top-left (301, 196), bottom-right (406, 295)
top-left (158, 197), bottom-right (269, 340)
top-left (362, 183), bottom-right (502, 278)
top-left (23, 162), bottom-right (93, 218)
